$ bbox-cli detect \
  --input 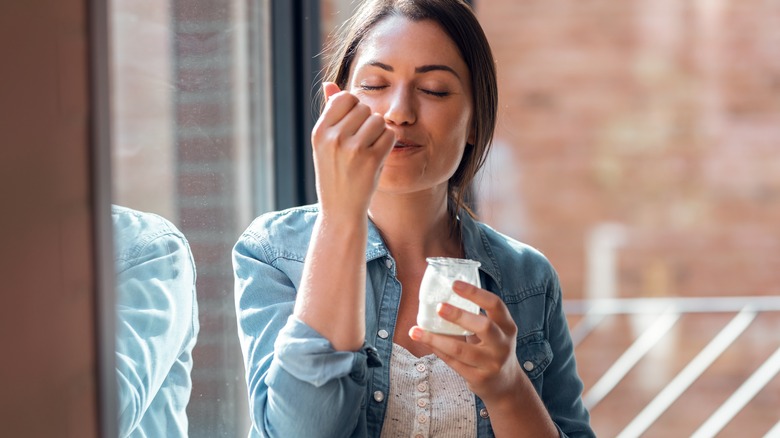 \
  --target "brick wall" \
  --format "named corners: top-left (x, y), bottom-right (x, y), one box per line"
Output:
top-left (473, 3), bottom-right (780, 435)
top-left (476, 0), bottom-right (780, 300)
